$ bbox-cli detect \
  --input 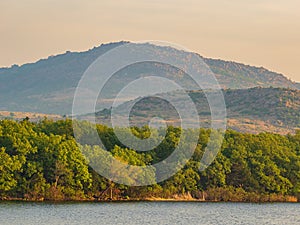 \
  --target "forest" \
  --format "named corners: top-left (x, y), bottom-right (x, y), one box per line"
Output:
top-left (0, 118), bottom-right (300, 202)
